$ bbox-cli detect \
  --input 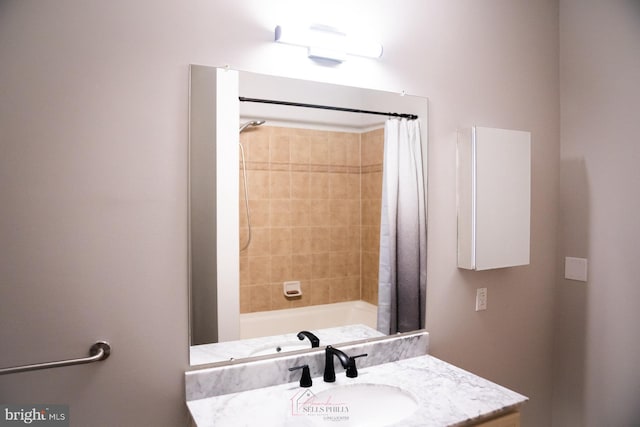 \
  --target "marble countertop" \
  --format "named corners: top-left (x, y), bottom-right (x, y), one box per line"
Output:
top-left (187, 354), bottom-right (528, 427)
top-left (190, 324), bottom-right (385, 366)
